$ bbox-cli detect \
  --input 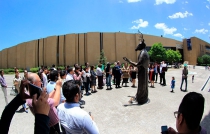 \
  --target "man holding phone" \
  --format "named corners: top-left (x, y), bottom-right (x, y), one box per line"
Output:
top-left (26, 73), bottom-right (62, 134)
top-left (0, 80), bottom-right (51, 134)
